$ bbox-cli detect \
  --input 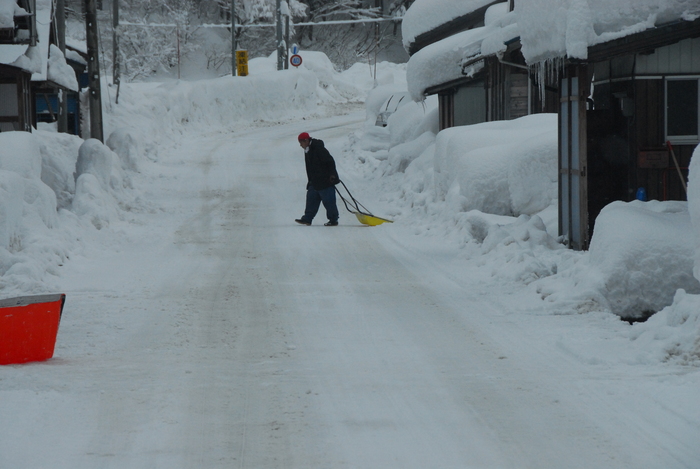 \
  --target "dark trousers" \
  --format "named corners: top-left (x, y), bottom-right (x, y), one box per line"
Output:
top-left (302, 186), bottom-right (339, 224)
